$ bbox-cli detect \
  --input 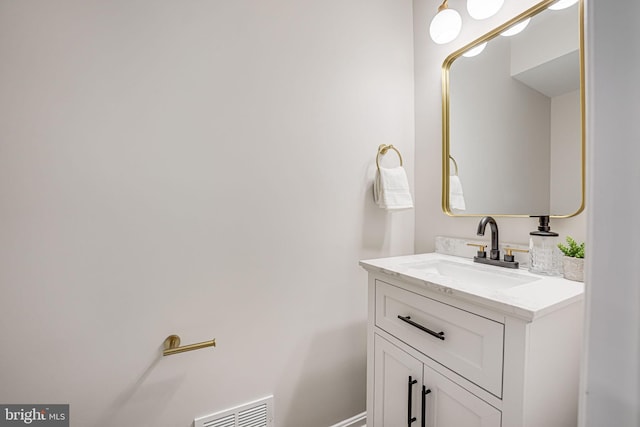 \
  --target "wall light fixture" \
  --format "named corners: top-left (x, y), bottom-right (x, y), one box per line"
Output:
top-left (429, 0), bottom-right (463, 44)
top-left (548, 0), bottom-right (578, 10)
top-left (500, 17), bottom-right (531, 36)
top-left (429, 0), bottom-right (504, 44)
top-left (467, 0), bottom-right (504, 20)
